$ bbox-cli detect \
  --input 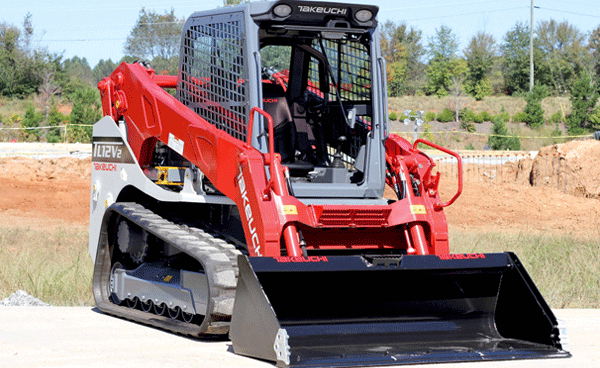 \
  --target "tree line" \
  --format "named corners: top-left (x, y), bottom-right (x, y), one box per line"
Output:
top-left (381, 20), bottom-right (600, 134)
top-left (0, 9), bottom-right (183, 143)
top-left (1, 7), bottom-right (599, 143)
